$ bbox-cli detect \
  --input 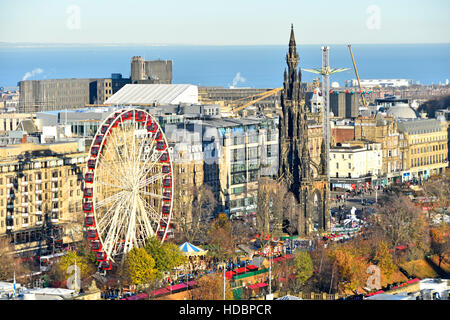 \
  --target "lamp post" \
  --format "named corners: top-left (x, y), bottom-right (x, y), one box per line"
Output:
top-left (374, 174), bottom-right (378, 203)
top-left (223, 263), bottom-right (226, 300)
top-left (268, 244), bottom-right (272, 296)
